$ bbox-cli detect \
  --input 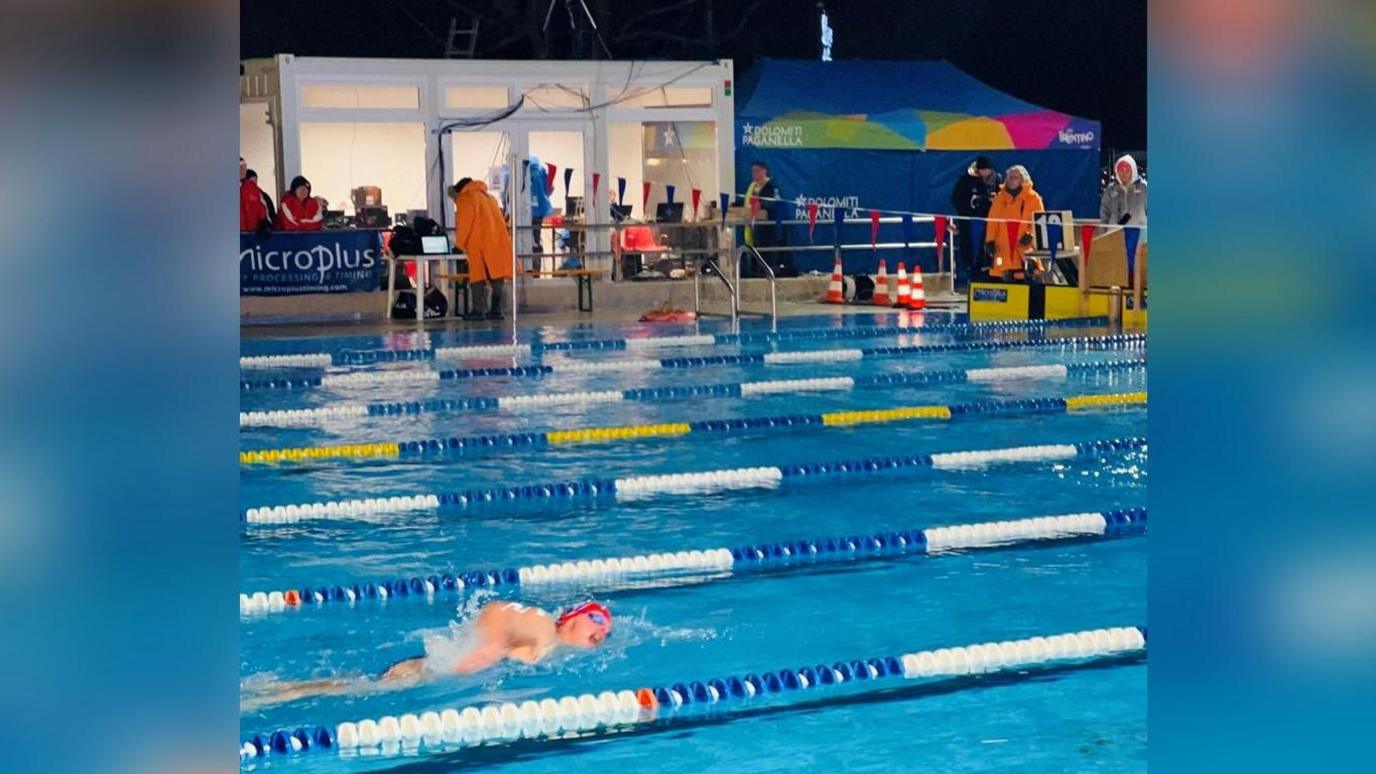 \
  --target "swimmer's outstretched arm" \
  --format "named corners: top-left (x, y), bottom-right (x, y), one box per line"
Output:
top-left (451, 639), bottom-right (507, 674)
